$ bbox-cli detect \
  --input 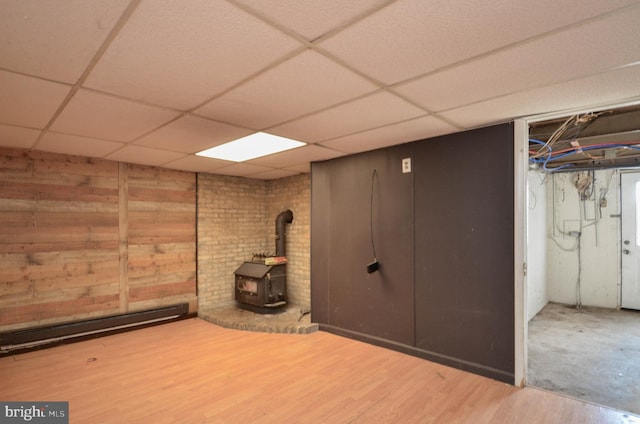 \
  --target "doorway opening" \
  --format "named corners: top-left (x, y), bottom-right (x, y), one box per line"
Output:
top-left (525, 103), bottom-right (640, 415)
